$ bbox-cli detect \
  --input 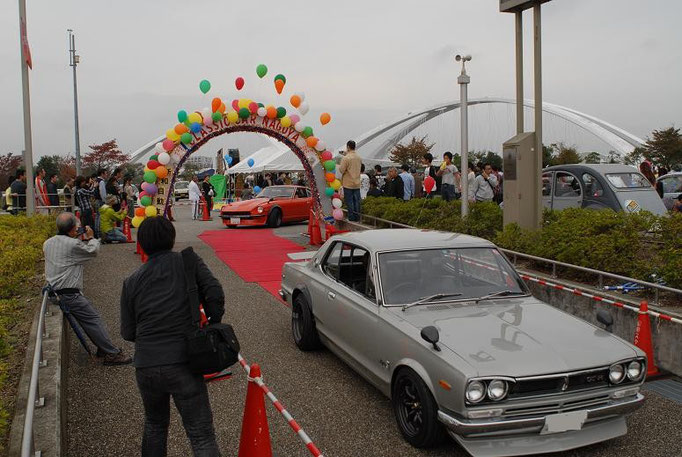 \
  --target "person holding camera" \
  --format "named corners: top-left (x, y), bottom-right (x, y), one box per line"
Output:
top-left (43, 212), bottom-right (131, 365)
